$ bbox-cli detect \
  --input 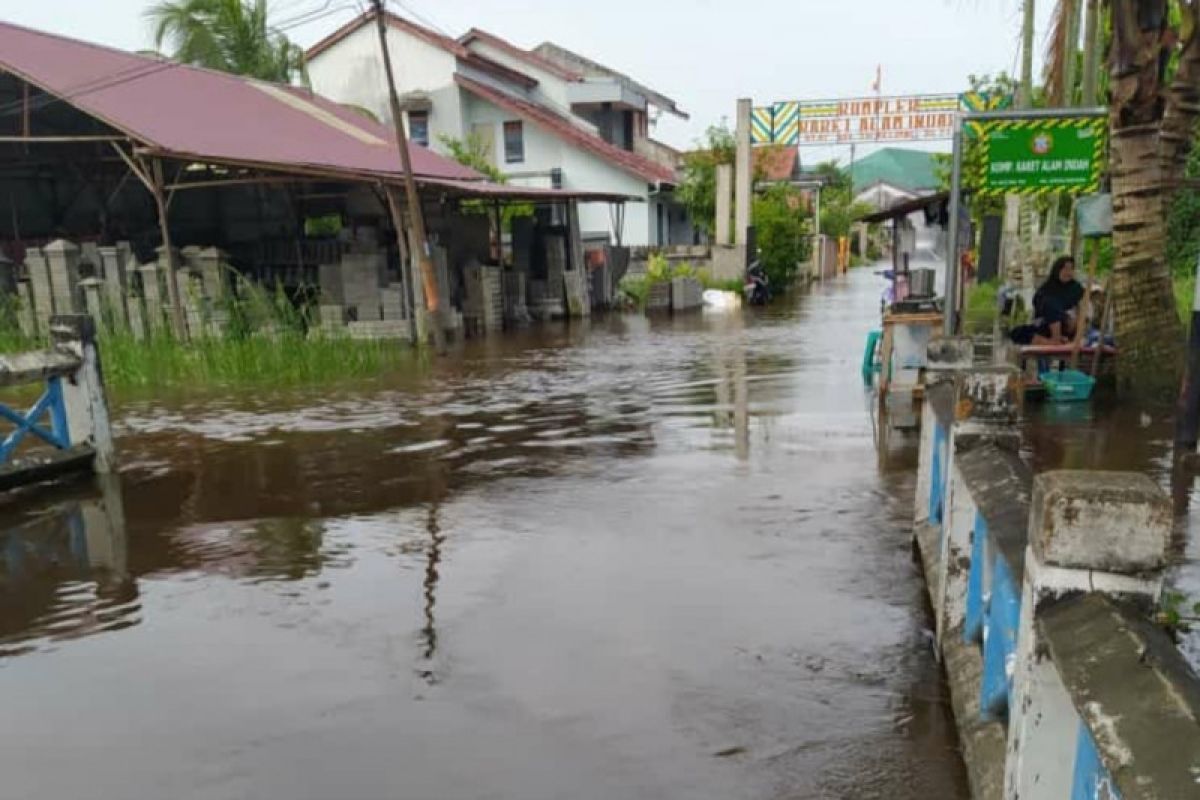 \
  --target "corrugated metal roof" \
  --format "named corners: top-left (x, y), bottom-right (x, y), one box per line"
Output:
top-left (849, 147), bottom-right (941, 194)
top-left (454, 75), bottom-right (677, 186)
top-left (422, 177), bottom-right (637, 202)
top-left (0, 20), bottom-right (479, 184)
